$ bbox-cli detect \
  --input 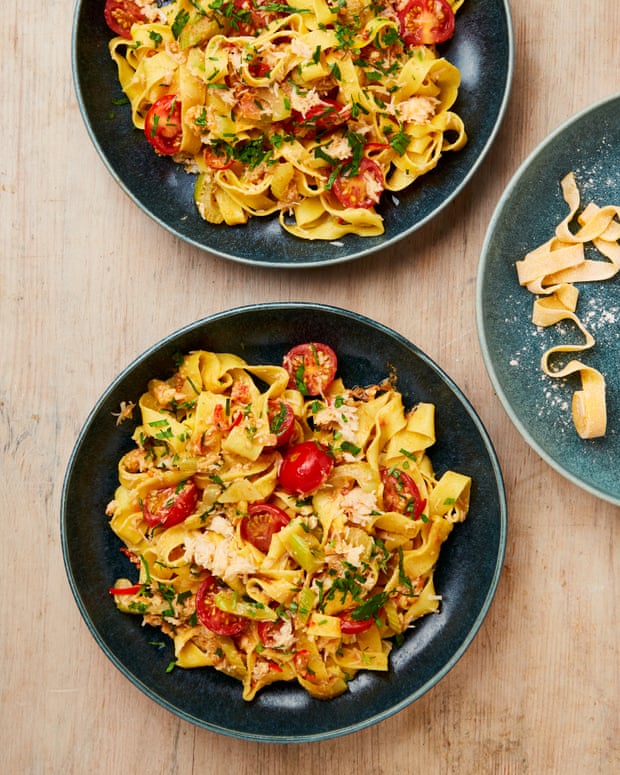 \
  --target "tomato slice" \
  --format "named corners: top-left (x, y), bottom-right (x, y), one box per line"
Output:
top-left (278, 441), bottom-right (334, 496)
top-left (144, 95), bottom-right (183, 156)
top-left (267, 399), bottom-right (296, 447)
top-left (248, 60), bottom-right (271, 79)
top-left (339, 609), bottom-right (375, 634)
top-left (104, 0), bottom-right (146, 39)
top-left (258, 618), bottom-right (289, 648)
top-left (241, 503), bottom-right (290, 553)
top-left (332, 157), bottom-right (385, 210)
top-left (282, 343), bottom-right (338, 396)
top-left (142, 479), bottom-right (199, 528)
top-left (397, 0), bottom-right (456, 47)
top-left (380, 468), bottom-right (427, 520)
top-left (203, 144), bottom-right (233, 170)
top-left (195, 576), bottom-right (248, 637)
